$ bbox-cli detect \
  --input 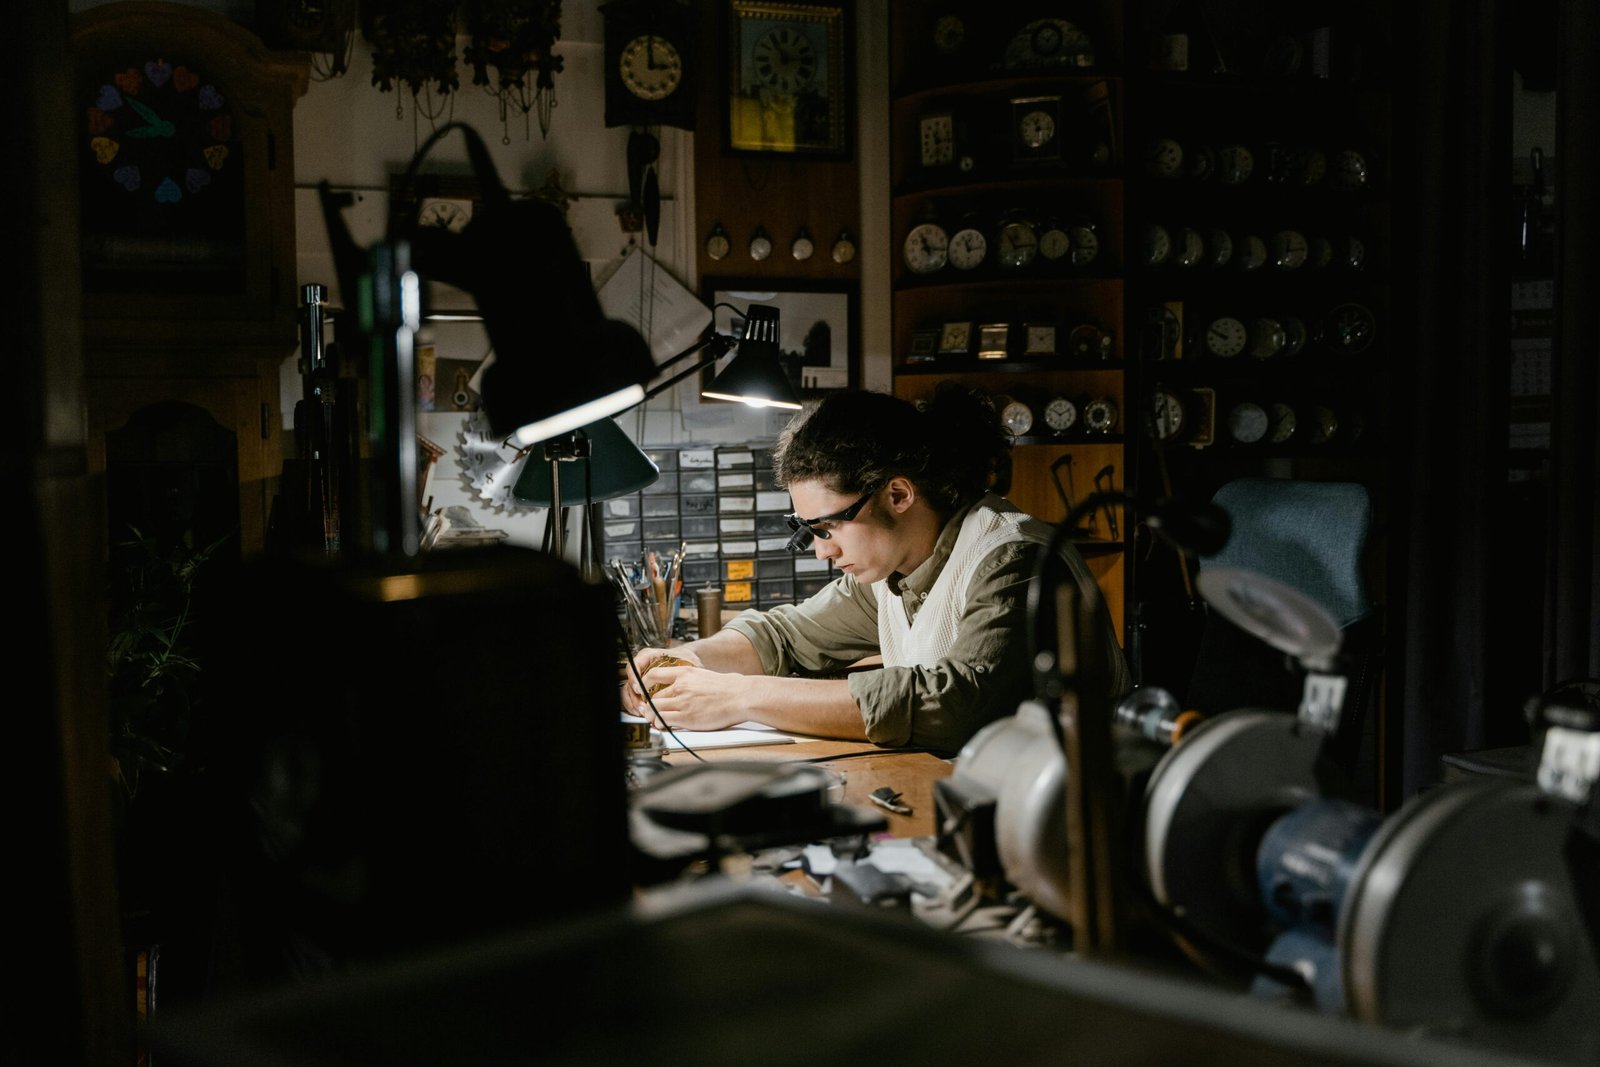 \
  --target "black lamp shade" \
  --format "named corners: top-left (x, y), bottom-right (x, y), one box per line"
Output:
top-left (700, 304), bottom-right (802, 409)
top-left (511, 418), bottom-right (661, 506)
